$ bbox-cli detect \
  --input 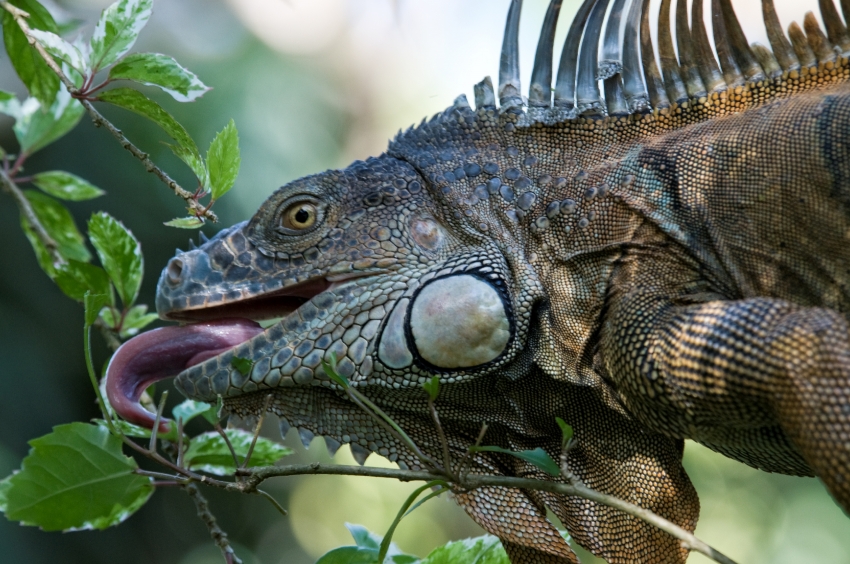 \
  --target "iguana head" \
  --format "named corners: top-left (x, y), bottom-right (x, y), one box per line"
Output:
top-left (105, 0), bottom-right (849, 559)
